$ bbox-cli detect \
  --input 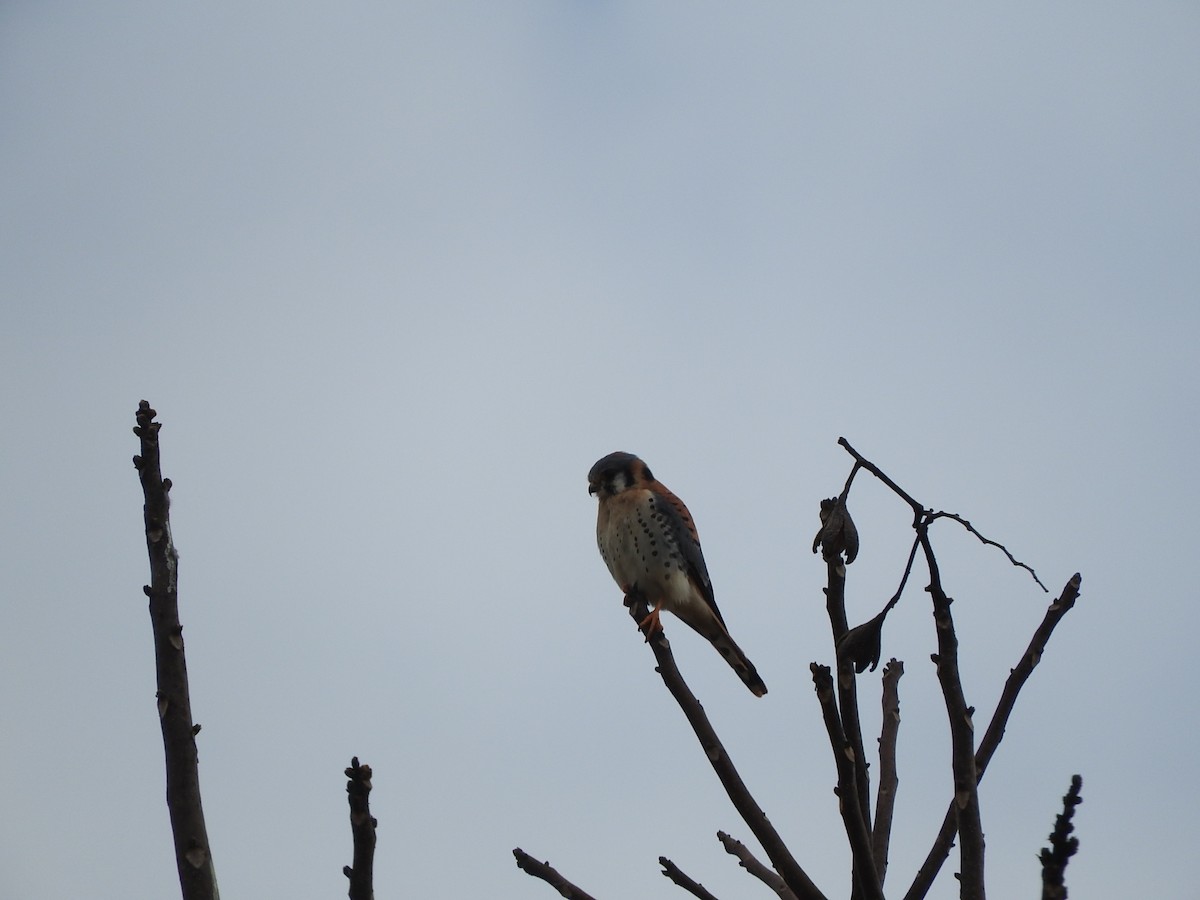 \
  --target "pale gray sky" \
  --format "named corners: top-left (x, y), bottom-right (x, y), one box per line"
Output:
top-left (2, 3), bottom-right (1197, 898)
